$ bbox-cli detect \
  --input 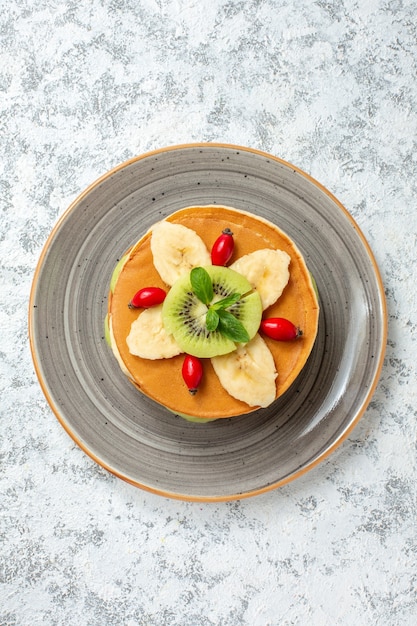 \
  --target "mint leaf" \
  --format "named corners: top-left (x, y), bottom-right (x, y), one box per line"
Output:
top-left (206, 308), bottom-right (219, 331)
top-left (190, 267), bottom-right (213, 305)
top-left (211, 293), bottom-right (241, 311)
top-left (217, 310), bottom-right (250, 343)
